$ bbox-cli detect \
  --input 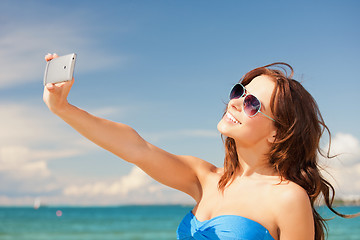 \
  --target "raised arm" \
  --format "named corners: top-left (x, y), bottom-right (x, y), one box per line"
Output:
top-left (43, 54), bottom-right (214, 202)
